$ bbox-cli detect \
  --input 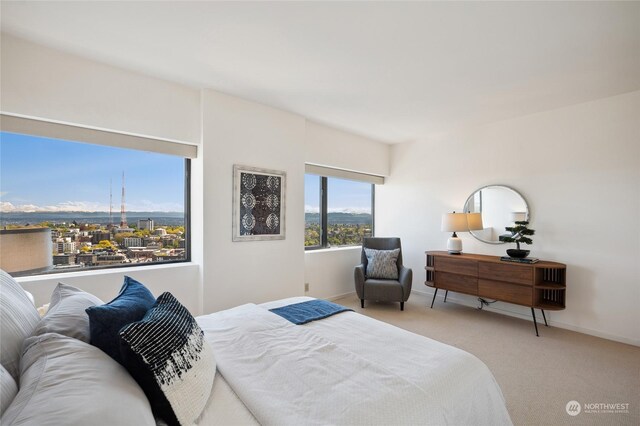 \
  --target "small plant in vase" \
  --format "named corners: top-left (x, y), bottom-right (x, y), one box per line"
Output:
top-left (502, 221), bottom-right (535, 258)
